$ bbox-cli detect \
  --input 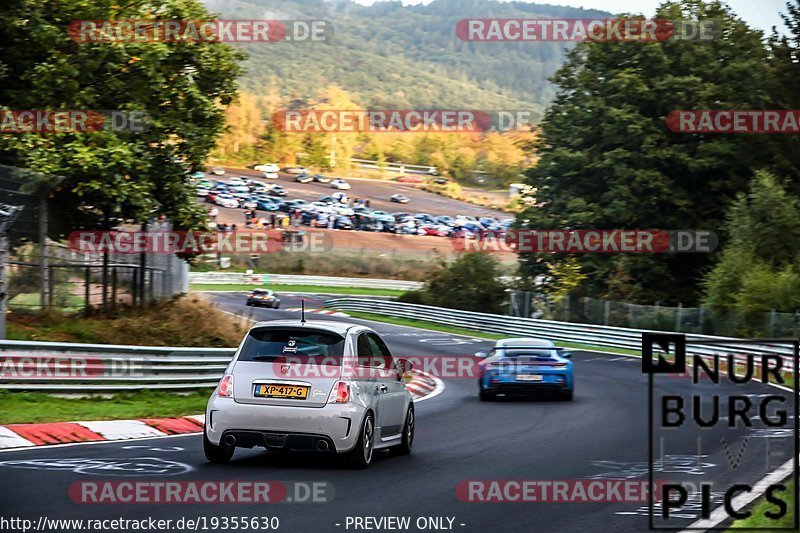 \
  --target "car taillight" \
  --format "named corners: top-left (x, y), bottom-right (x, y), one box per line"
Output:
top-left (217, 374), bottom-right (234, 397)
top-left (328, 381), bottom-right (350, 404)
